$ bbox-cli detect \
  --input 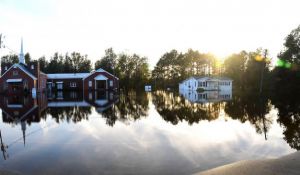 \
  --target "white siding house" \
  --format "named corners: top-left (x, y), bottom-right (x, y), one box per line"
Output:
top-left (179, 76), bottom-right (233, 91)
top-left (179, 77), bottom-right (199, 90)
